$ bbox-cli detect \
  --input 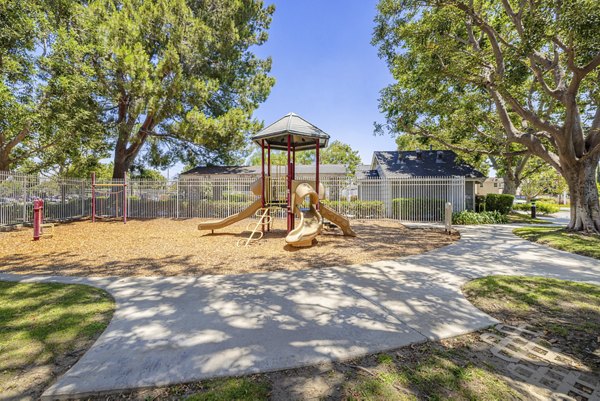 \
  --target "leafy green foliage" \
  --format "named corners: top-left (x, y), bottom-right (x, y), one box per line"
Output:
top-left (58, 0), bottom-right (275, 177)
top-left (248, 140), bottom-right (362, 175)
top-left (321, 199), bottom-right (385, 219)
top-left (452, 210), bottom-right (508, 225)
top-left (519, 167), bottom-right (568, 201)
top-left (485, 194), bottom-right (515, 215)
top-left (373, 0), bottom-right (600, 232)
top-left (392, 198), bottom-right (446, 220)
top-left (0, 0), bottom-right (109, 172)
top-left (513, 202), bottom-right (560, 215)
